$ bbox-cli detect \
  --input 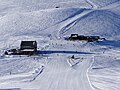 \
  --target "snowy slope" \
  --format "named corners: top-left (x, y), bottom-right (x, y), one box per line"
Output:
top-left (89, 55), bottom-right (120, 90)
top-left (0, 0), bottom-right (120, 90)
top-left (90, 0), bottom-right (120, 7)
top-left (60, 10), bottom-right (120, 39)
top-left (0, 8), bottom-right (81, 36)
top-left (0, 0), bottom-right (91, 14)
